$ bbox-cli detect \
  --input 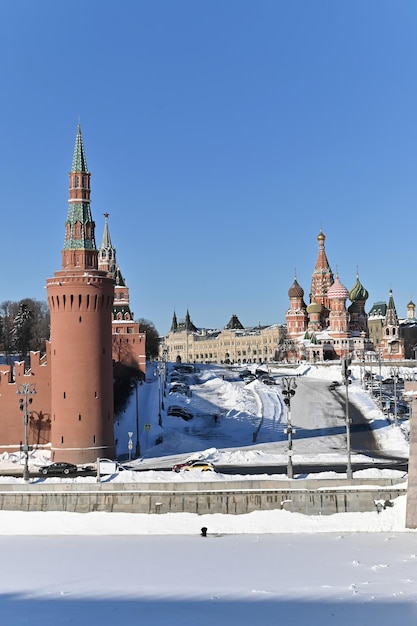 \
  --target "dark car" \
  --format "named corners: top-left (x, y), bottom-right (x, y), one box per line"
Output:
top-left (329, 381), bottom-right (340, 391)
top-left (169, 383), bottom-right (190, 395)
top-left (167, 405), bottom-right (193, 421)
top-left (261, 376), bottom-right (275, 385)
top-left (39, 462), bottom-right (78, 476)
